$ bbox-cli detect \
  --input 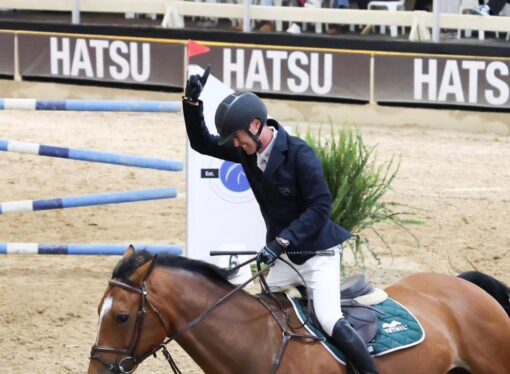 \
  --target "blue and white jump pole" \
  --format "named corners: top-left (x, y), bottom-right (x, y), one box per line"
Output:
top-left (0, 188), bottom-right (177, 214)
top-left (0, 98), bottom-right (181, 112)
top-left (0, 140), bottom-right (183, 172)
top-left (0, 243), bottom-right (182, 255)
